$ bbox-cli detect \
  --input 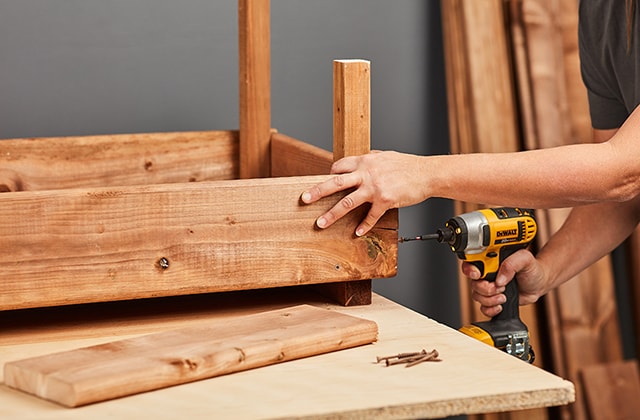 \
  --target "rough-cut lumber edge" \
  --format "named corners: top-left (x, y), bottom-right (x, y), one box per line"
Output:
top-left (3, 304), bottom-right (379, 407)
top-left (0, 175), bottom-right (397, 311)
top-left (270, 132), bottom-right (333, 177)
top-left (238, 0), bottom-right (271, 178)
top-left (0, 131), bottom-right (238, 192)
top-left (314, 59), bottom-right (374, 306)
top-left (580, 359), bottom-right (640, 420)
